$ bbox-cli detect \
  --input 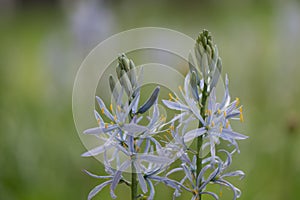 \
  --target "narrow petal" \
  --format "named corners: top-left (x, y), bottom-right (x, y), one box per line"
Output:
top-left (127, 135), bottom-right (135, 154)
top-left (134, 162), bottom-right (148, 193)
top-left (146, 178), bottom-right (155, 200)
top-left (184, 72), bottom-right (190, 98)
top-left (162, 100), bottom-right (190, 111)
top-left (88, 180), bottom-right (113, 200)
top-left (148, 103), bottom-right (159, 129)
top-left (200, 191), bottom-right (219, 200)
top-left (181, 164), bottom-right (194, 187)
top-left (210, 58), bottom-right (222, 89)
top-left (186, 98), bottom-right (205, 125)
top-left (221, 129), bottom-right (248, 140)
top-left (83, 127), bottom-right (104, 135)
top-left (131, 90), bottom-right (140, 114)
top-left (110, 160), bottom-right (131, 198)
top-left (199, 164), bottom-right (221, 191)
top-left (183, 127), bottom-right (206, 143)
top-left (81, 144), bottom-right (109, 157)
top-left (83, 169), bottom-right (112, 179)
top-left (218, 149), bottom-right (232, 168)
top-left (166, 167), bottom-right (183, 177)
top-left (125, 93), bottom-right (140, 117)
top-left (220, 170), bottom-right (245, 180)
top-left (149, 176), bottom-right (180, 190)
top-left (197, 164), bottom-right (211, 187)
top-left (214, 179), bottom-right (241, 200)
top-left (94, 110), bottom-right (105, 127)
top-left (219, 74), bottom-right (230, 109)
top-left (96, 96), bottom-right (114, 121)
top-left (83, 125), bottom-right (118, 135)
top-left (123, 123), bottom-right (148, 136)
top-left (139, 155), bottom-right (171, 164)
